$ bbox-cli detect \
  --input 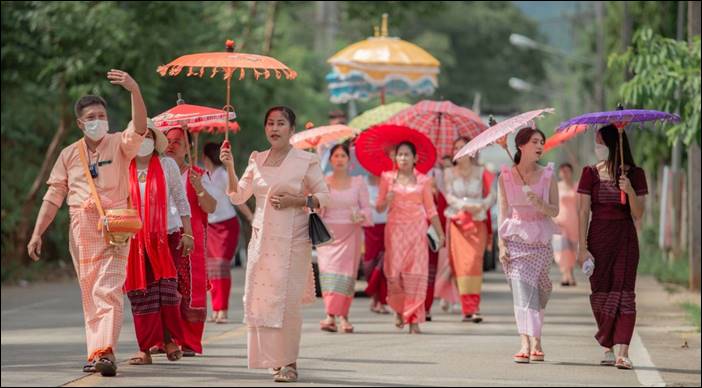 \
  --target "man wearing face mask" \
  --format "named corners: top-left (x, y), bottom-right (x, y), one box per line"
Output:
top-left (27, 69), bottom-right (147, 377)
